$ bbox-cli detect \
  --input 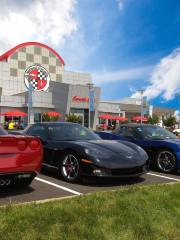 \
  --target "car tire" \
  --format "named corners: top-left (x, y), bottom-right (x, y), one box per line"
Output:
top-left (155, 149), bottom-right (177, 173)
top-left (59, 152), bottom-right (82, 183)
